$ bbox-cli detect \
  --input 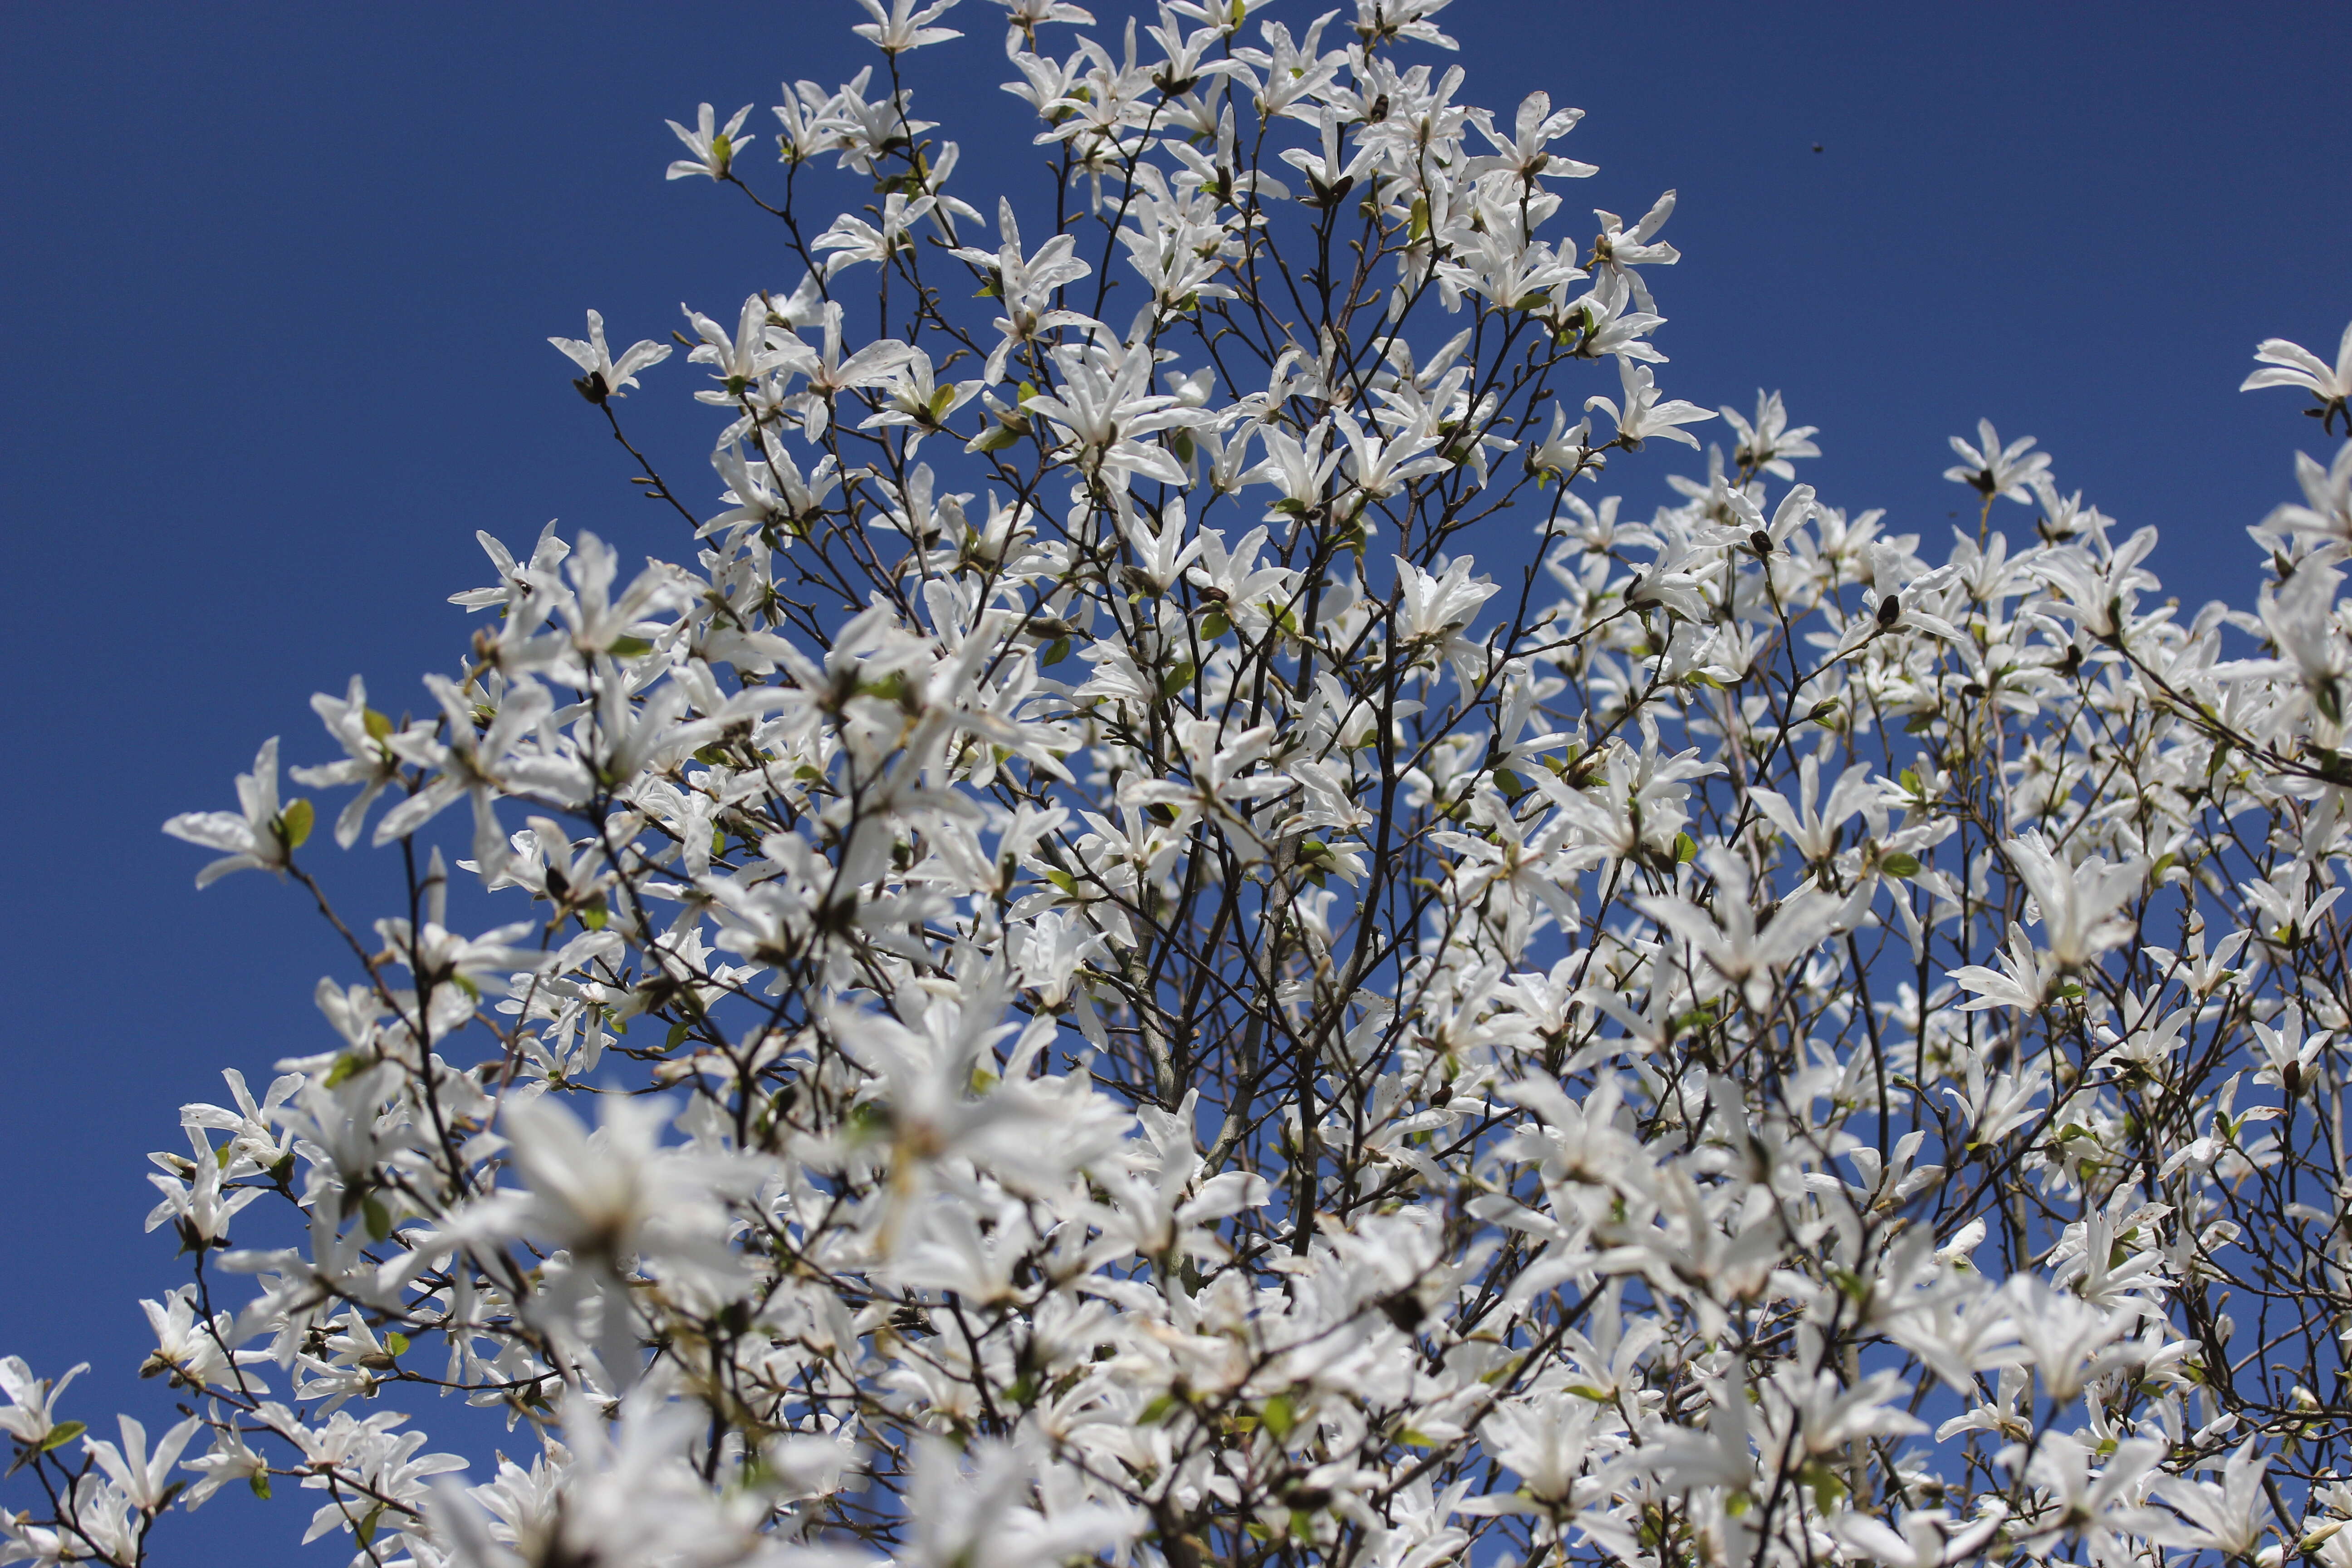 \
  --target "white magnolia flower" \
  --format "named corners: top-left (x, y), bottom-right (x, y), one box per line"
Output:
top-left (162, 736), bottom-right (304, 886)
top-left (2243, 317), bottom-right (2352, 432)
